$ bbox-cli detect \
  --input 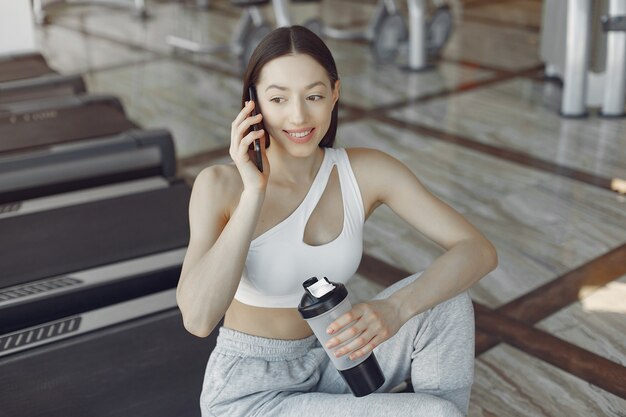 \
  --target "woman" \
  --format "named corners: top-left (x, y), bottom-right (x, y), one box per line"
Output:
top-left (177, 26), bottom-right (498, 417)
